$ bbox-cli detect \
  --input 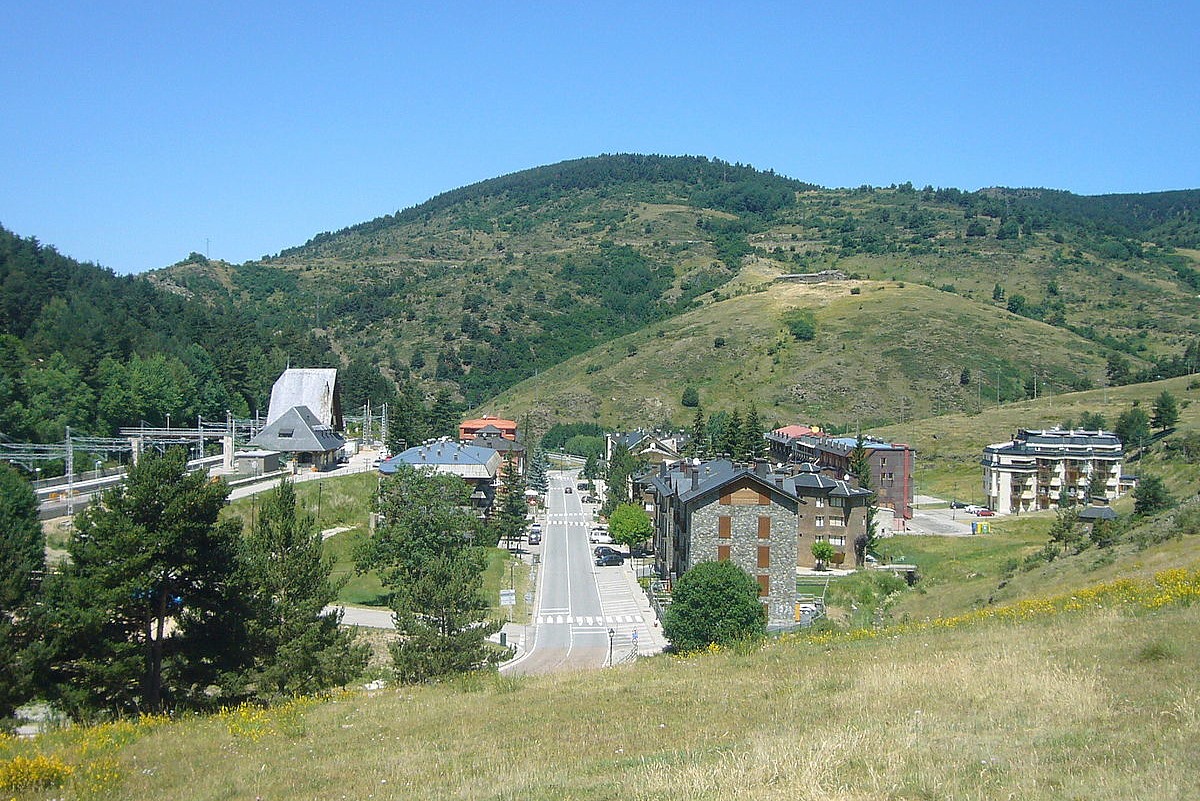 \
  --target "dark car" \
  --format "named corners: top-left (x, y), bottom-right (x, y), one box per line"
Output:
top-left (629, 544), bottom-right (653, 558)
top-left (528, 532), bottom-right (541, 546)
top-left (593, 545), bottom-right (623, 558)
top-left (595, 552), bottom-right (625, 566)
top-left (564, 487), bottom-right (573, 494)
